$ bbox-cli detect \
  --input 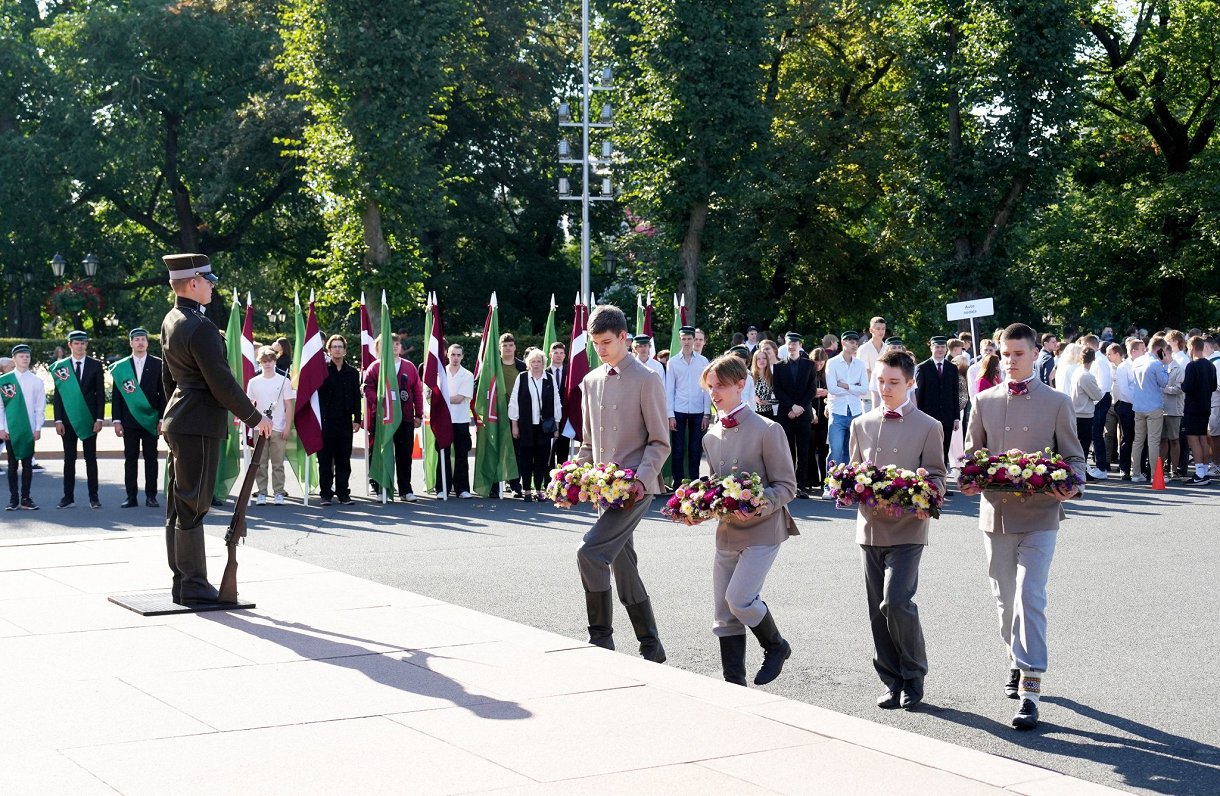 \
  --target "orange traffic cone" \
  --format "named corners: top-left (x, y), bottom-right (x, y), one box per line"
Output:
top-left (1151, 457), bottom-right (1167, 490)
top-left (412, 429), bottom-right (423, 460)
